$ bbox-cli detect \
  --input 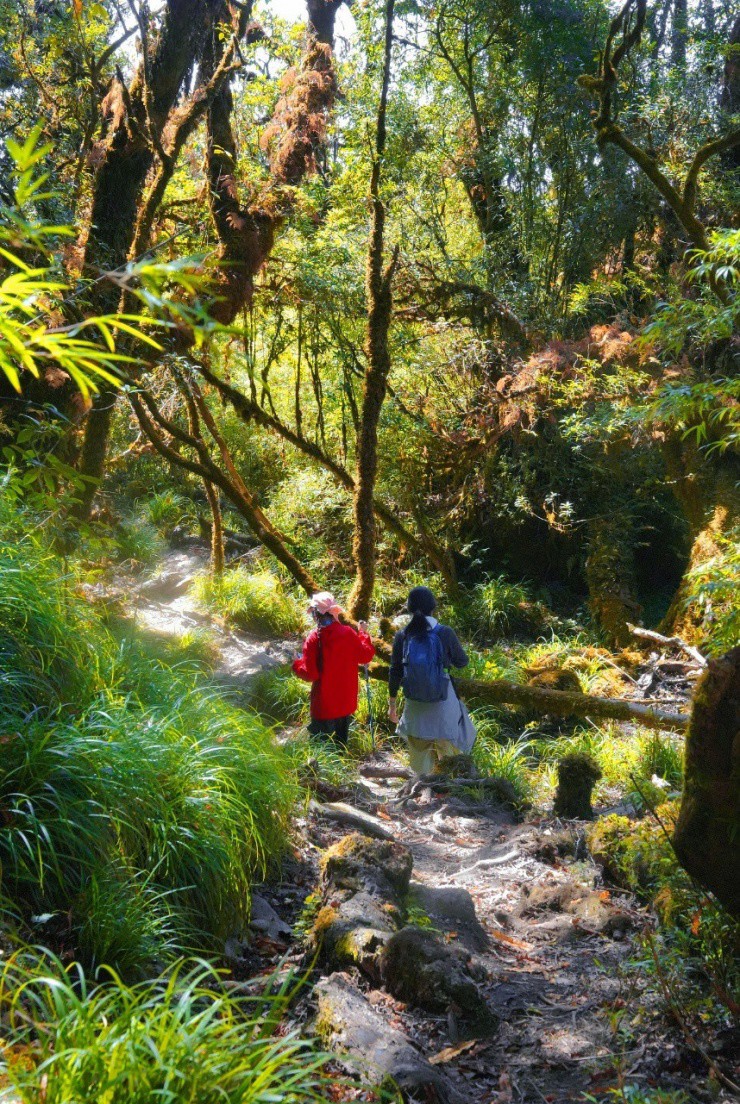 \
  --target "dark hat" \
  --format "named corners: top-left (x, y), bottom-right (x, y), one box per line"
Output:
top-left (406, 586), bottom-right (437, 616)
